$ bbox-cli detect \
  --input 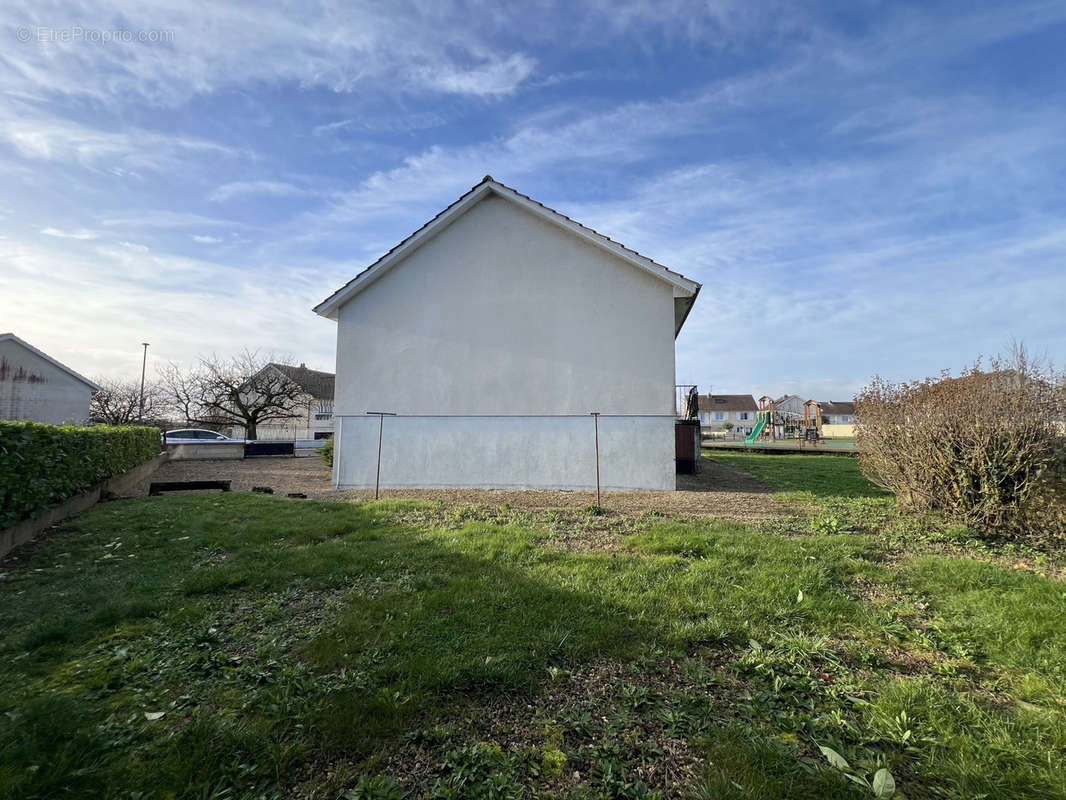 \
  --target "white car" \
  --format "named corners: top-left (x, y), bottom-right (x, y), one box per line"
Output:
top-left (164, 429), bottom-right (245, 444)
